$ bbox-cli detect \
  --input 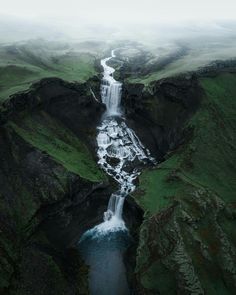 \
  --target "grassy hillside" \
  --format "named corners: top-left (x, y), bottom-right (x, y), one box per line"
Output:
top-left (116, 39), bottom-right (236, 85)
top-left (8, 111), bottom-right (105, 182)
top-left (0, 41), bottom-right (98, 101)
top-left (134, 73), bottom-right (236, 294)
